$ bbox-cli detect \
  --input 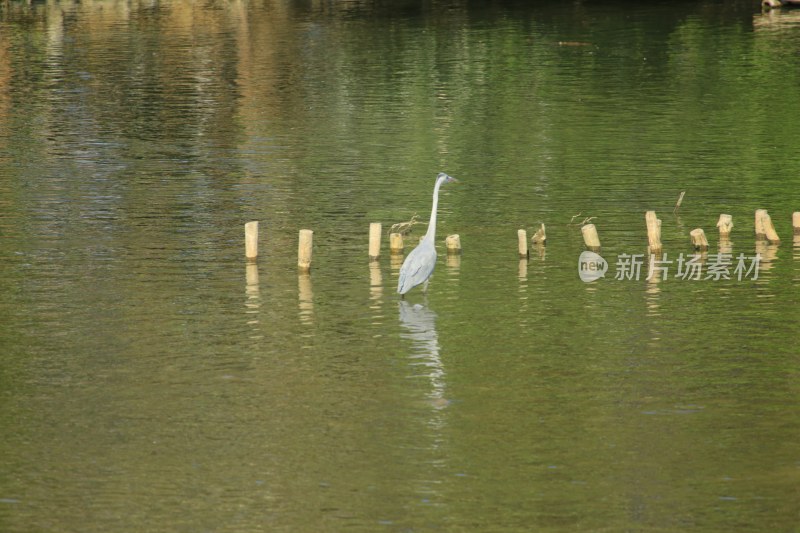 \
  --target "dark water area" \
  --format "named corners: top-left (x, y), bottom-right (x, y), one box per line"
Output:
top-left (1, 0), bottom-right (799, 531)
